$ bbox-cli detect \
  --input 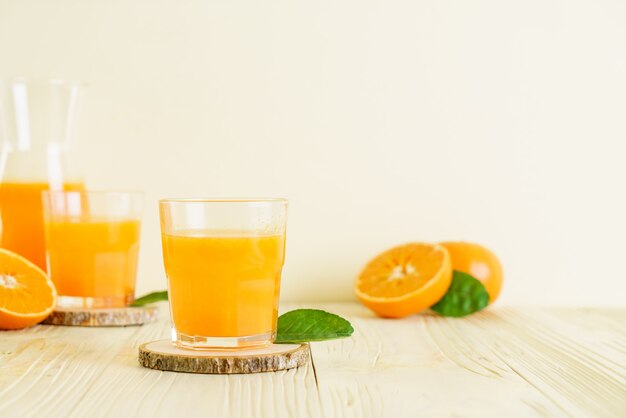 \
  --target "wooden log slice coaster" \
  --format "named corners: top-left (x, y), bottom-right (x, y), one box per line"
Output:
top-left (41, 306), bottom-right (159, 327)
top-left (138, 340), bottom-right (310, 374)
